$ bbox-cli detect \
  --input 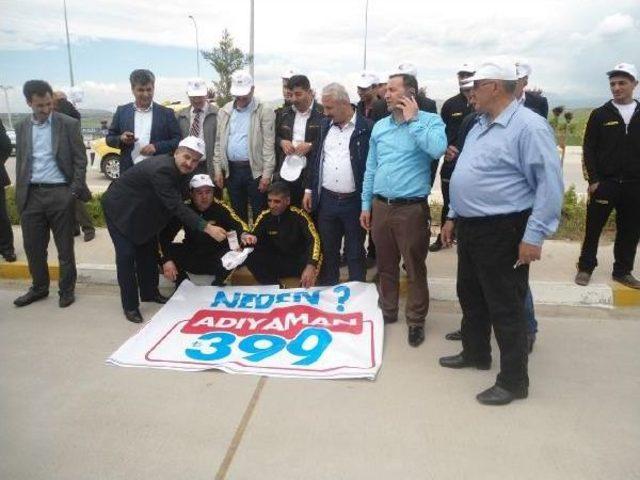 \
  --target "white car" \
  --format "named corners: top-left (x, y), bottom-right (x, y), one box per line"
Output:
top-left (6, 129), bottom-right (16, 154)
